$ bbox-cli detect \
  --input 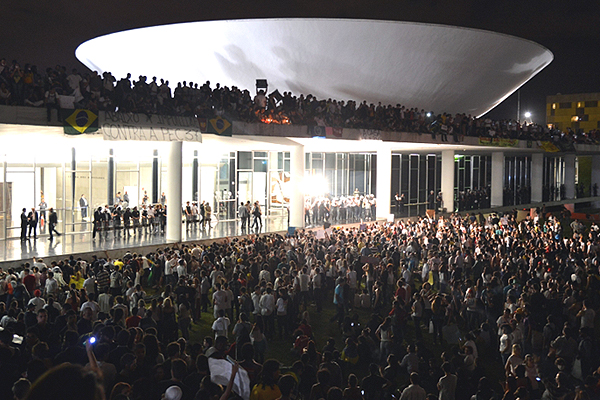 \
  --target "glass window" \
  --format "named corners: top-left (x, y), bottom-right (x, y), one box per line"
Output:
top-left (253, 159), bottom-right (267, 173)
top-left (585, 100), bottom-right (598, 108)
top-left (238, 152), bottom-right (252, 170)
top-left (254, 152), bottom-right (267, 158)
top-left (559, 102), bottom-right (572, 109)
top-left (401, 155), bottom-right (409, 195)
top-left (325, 153), bottom-right (335, 169)
top-left (312, 159), bottom-right (323, 174)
